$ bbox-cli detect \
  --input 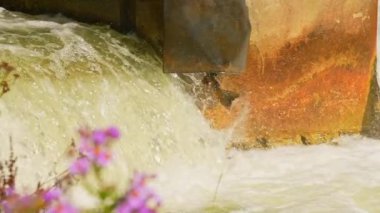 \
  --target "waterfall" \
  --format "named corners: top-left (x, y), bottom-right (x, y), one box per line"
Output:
top-left (1, 8), bottom-right (380, 212)
top-left (0, 7), bottom-right (228, 191)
